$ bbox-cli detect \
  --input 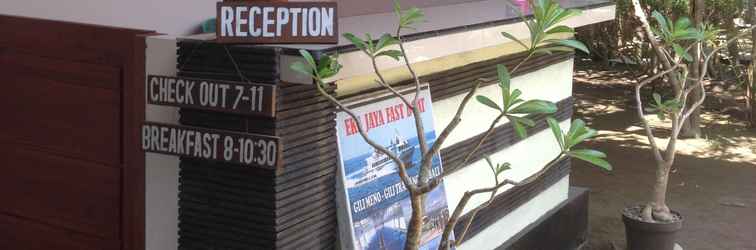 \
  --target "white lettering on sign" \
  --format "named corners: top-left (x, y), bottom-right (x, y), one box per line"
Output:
top-left (216, 2), bottom-right (337, 43)
top-left (147, 75), bottom-right (275, 117)
top-left (142, 123), bottom-right (279, 169)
